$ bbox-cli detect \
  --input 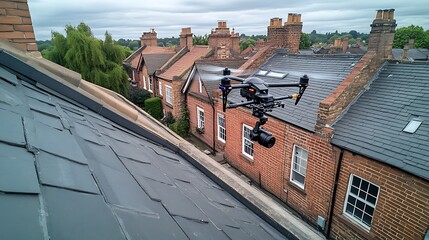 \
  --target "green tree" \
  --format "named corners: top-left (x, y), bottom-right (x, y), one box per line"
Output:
top-left (45, 23), bottom-right (130, 97)
top-left (299, 33), bottom-right (311, 49)
top-left (193, 34), bottom-right (208, 45)
top-left (239, 38), bottom-right (256, 51)
top-left (393, 25), bottom-right (429, 49)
